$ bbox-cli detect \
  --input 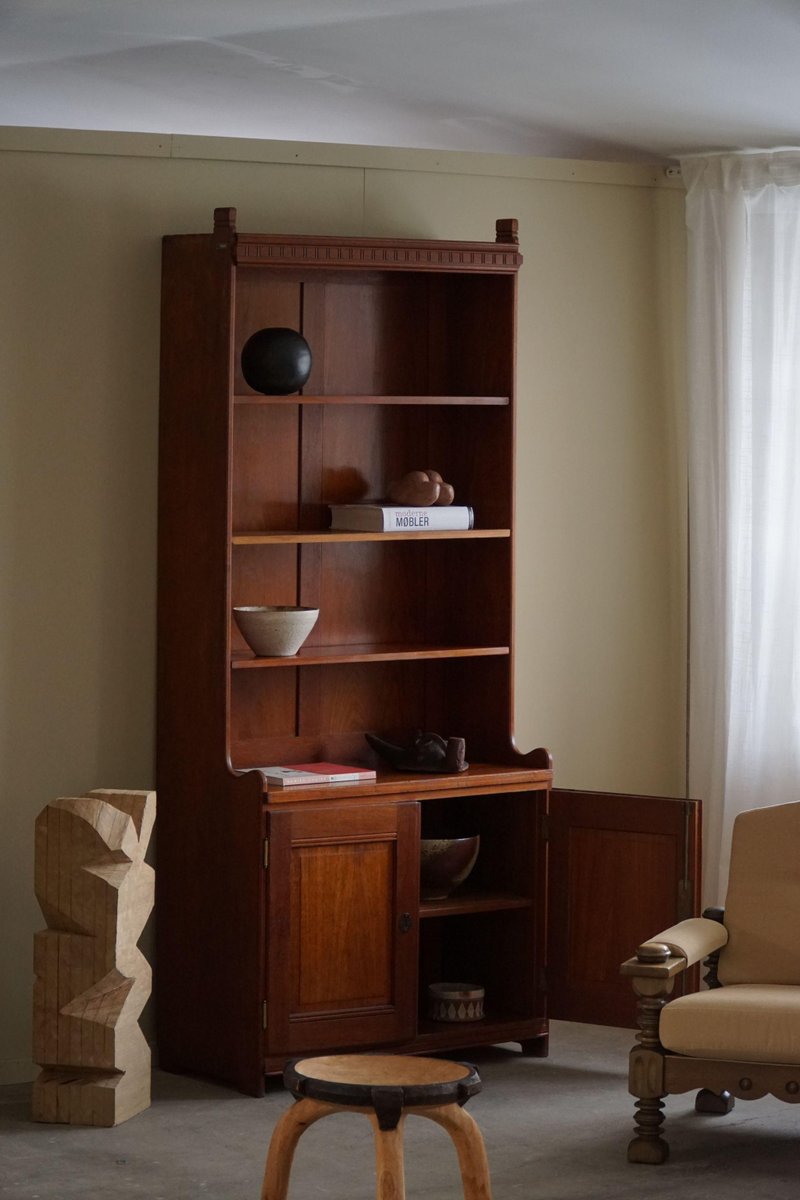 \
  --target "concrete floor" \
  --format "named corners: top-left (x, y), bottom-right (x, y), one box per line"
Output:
top-left (2, 1022), bottom-right (799, 1199)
